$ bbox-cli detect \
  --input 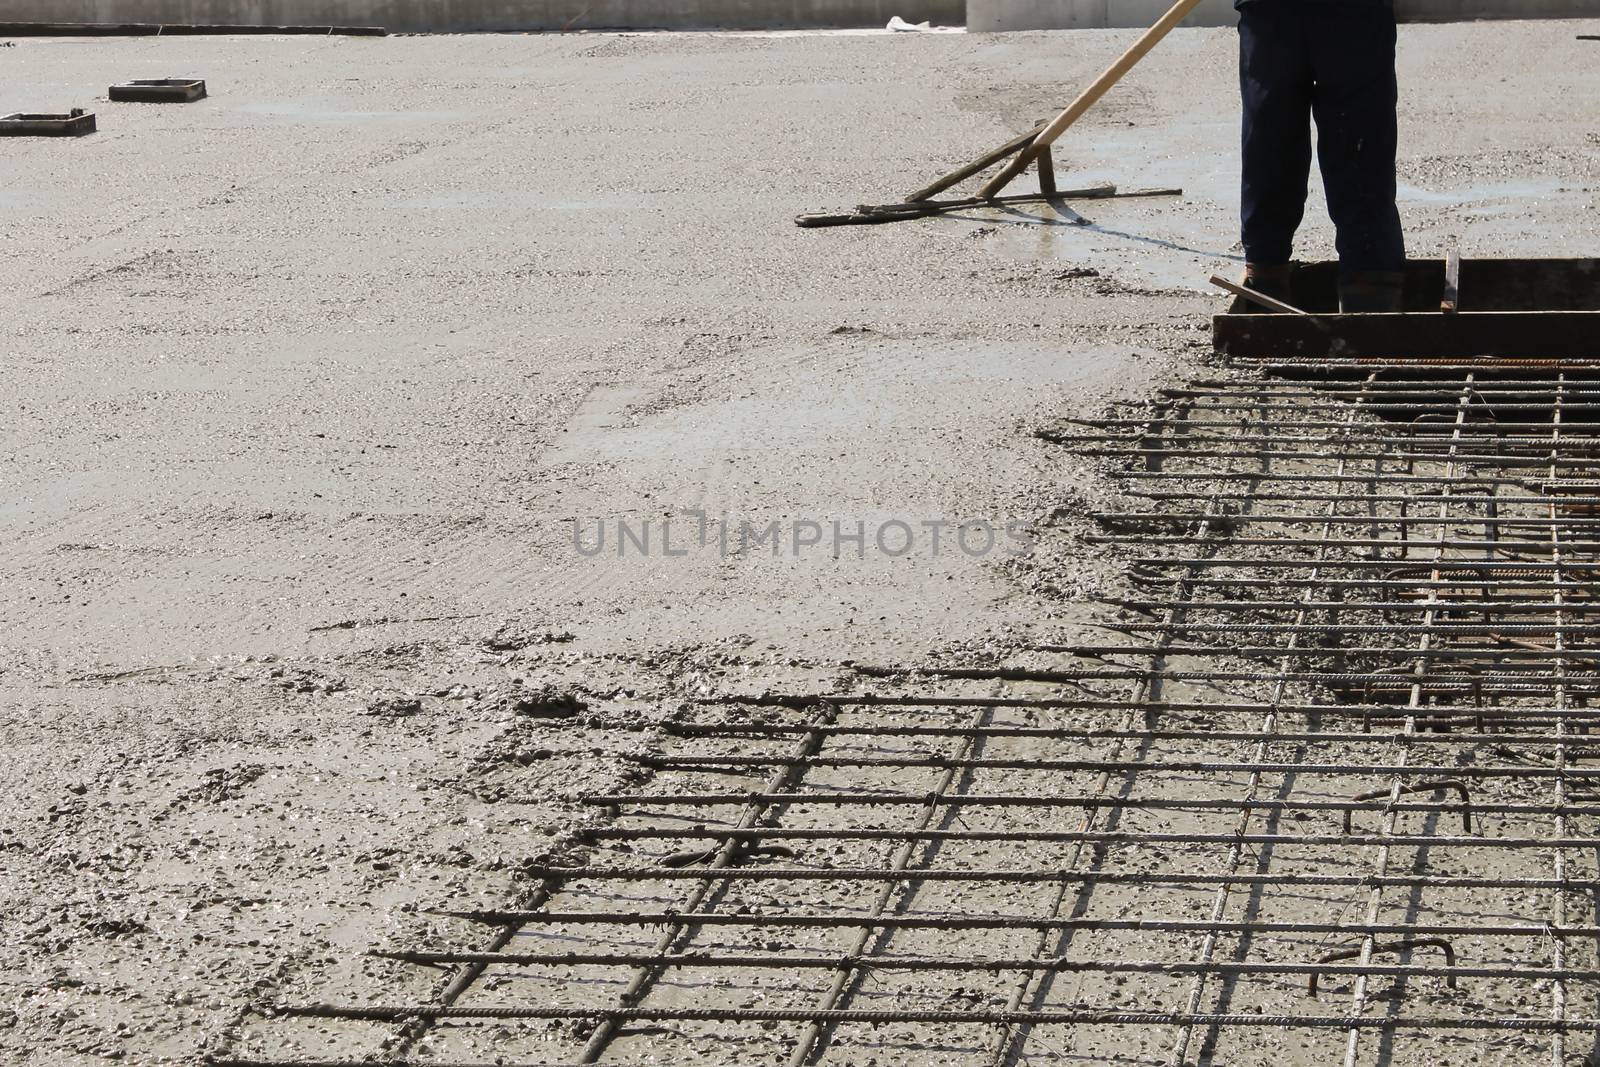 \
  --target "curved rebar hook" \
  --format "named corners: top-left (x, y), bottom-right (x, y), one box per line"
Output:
top-left (1342, 778), bottom-right (1473, 835)
top-left (1308, 937), bottom-right (1458, 997)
